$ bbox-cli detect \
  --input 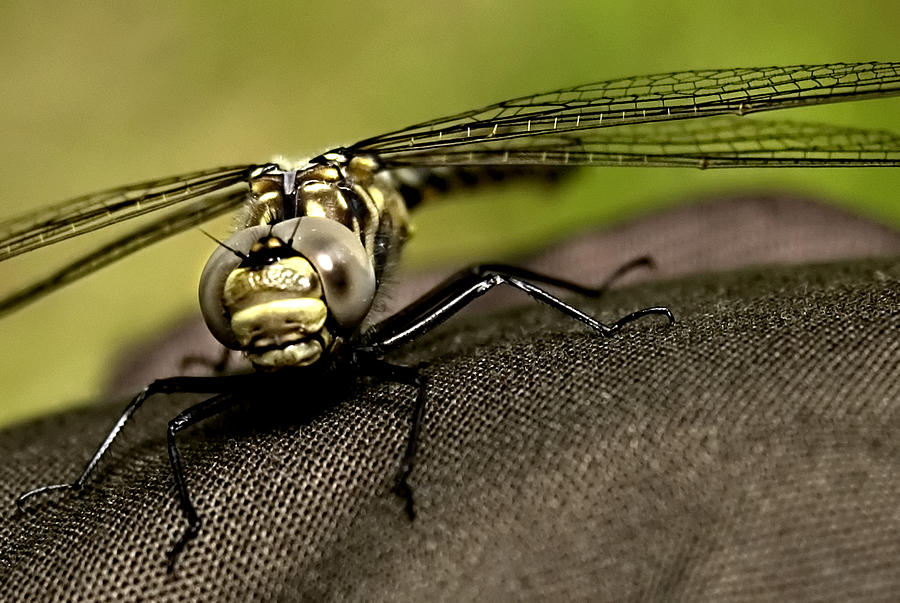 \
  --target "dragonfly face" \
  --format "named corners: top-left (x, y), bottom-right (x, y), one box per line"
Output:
top-left (198, 216), bottom-right (376, 369)
top-left (224, 247), bottom-right (330, 369)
